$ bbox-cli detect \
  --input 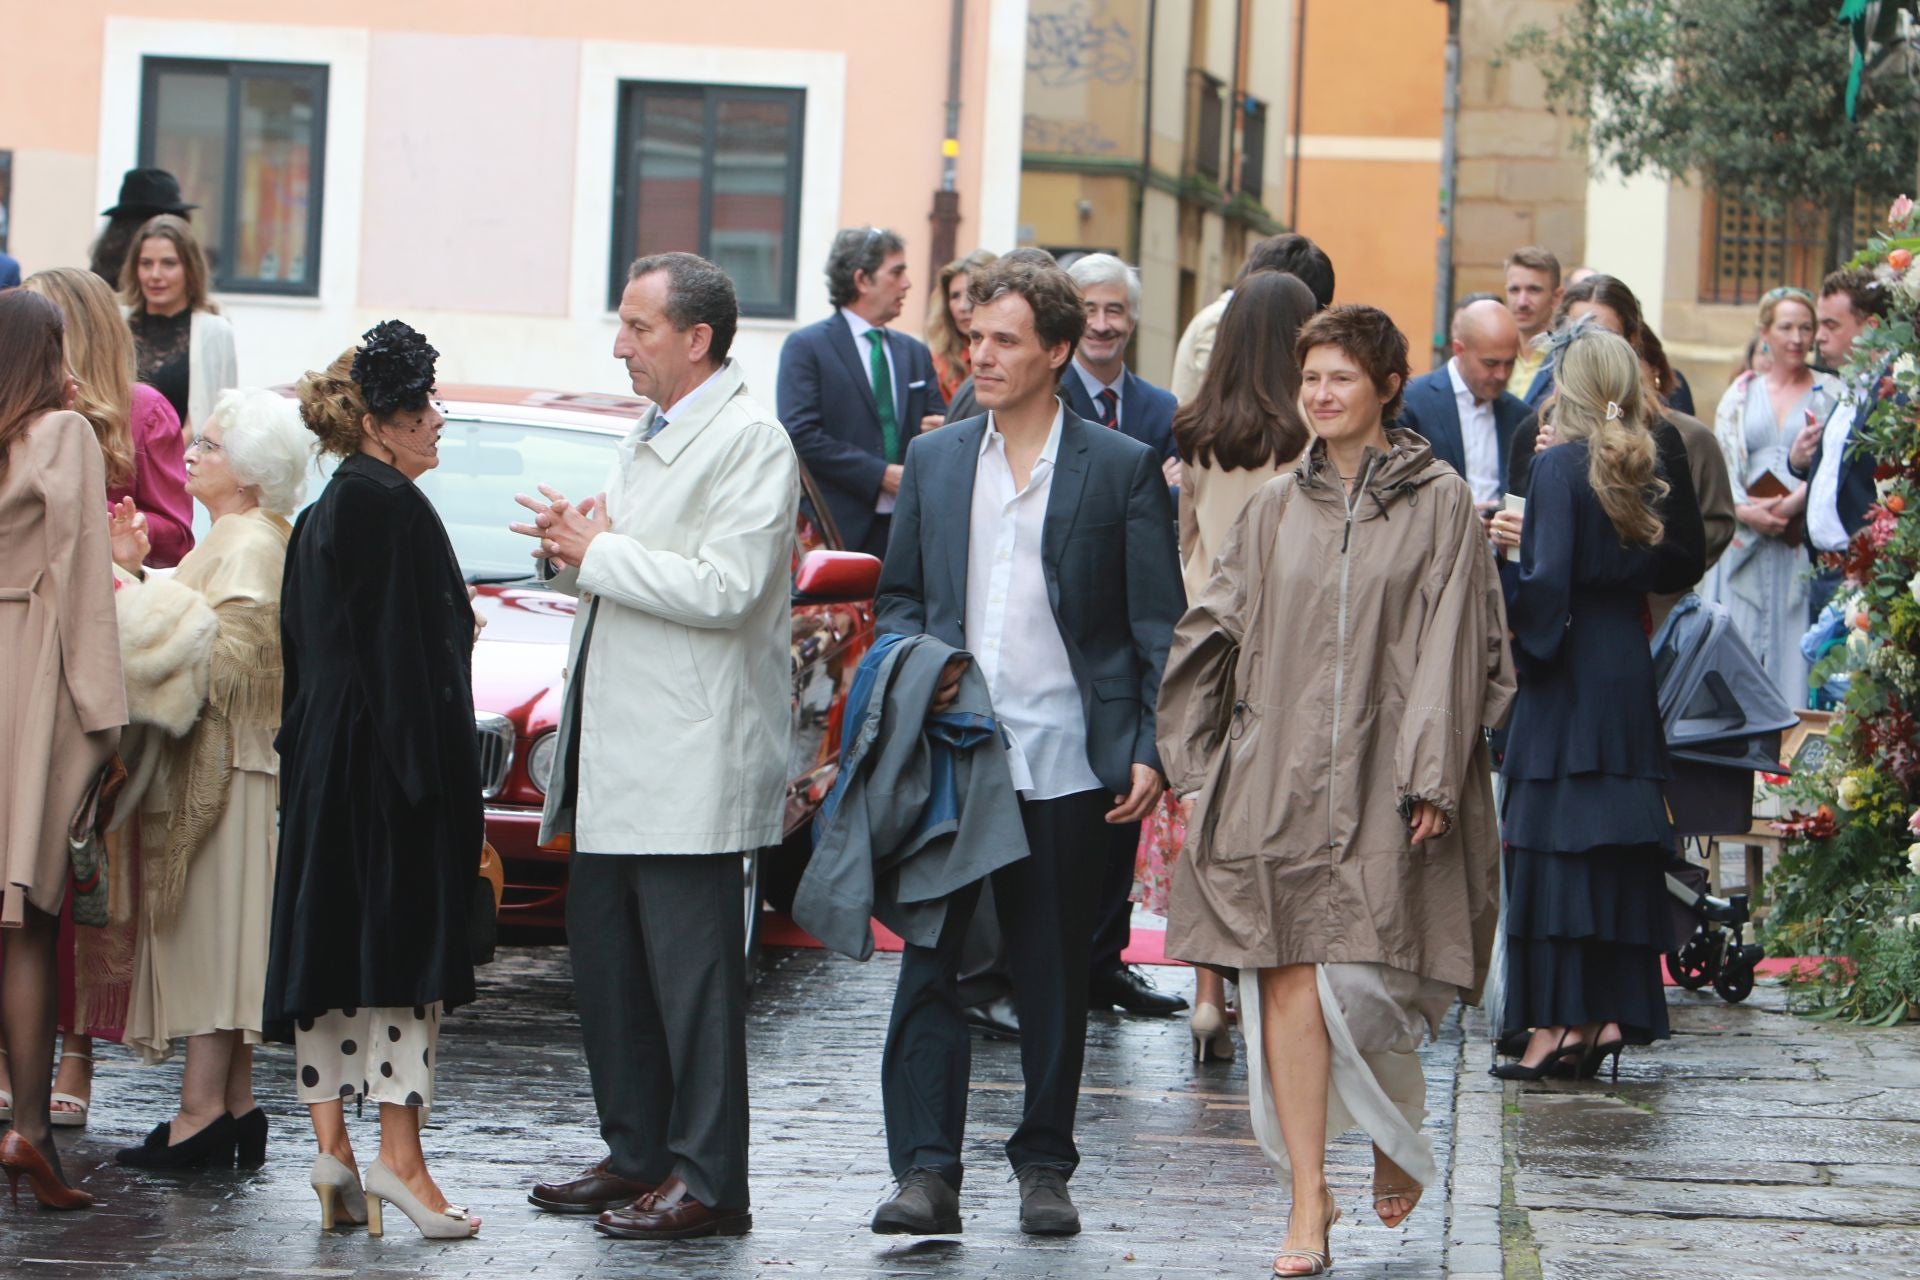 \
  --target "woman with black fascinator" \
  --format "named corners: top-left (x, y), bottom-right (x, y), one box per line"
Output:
top-left (265, 320), bottom-right (486, 1240)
